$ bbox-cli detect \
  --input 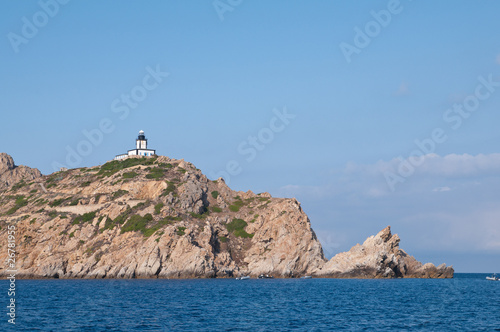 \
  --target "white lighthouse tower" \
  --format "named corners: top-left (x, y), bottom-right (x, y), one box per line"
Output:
top-left (114, 130), bottom-right (156, 160)
top-left (136, 130), bottom-right (147, 149)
